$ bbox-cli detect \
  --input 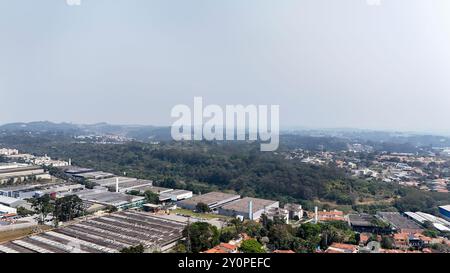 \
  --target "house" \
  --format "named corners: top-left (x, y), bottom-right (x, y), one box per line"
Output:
top-left (393, 233), bottom-right (409, 249)
top-left (273, 250), bottom-right (295, 253)
top-left (325, 243), bottom-right (358, 253)
top-left (408, 233), bottom-right (432, 249)
top-left (318, 210), bottom-right (345, 222)
top-left (203, 243), bottom-right (238, 254)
